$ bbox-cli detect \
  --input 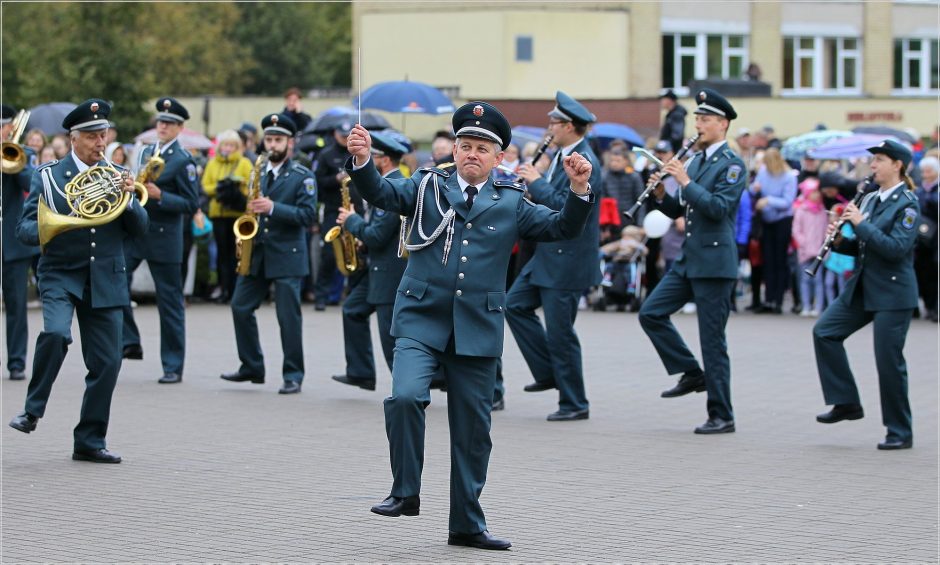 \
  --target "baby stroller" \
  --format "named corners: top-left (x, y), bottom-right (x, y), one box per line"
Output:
top-left (593, 210), bottom-right (672, 312)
